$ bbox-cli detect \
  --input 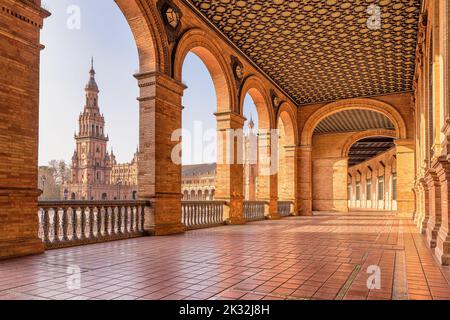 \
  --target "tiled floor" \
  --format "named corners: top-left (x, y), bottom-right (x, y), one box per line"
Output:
top-left (1, 211), bottom-right (449, 300)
